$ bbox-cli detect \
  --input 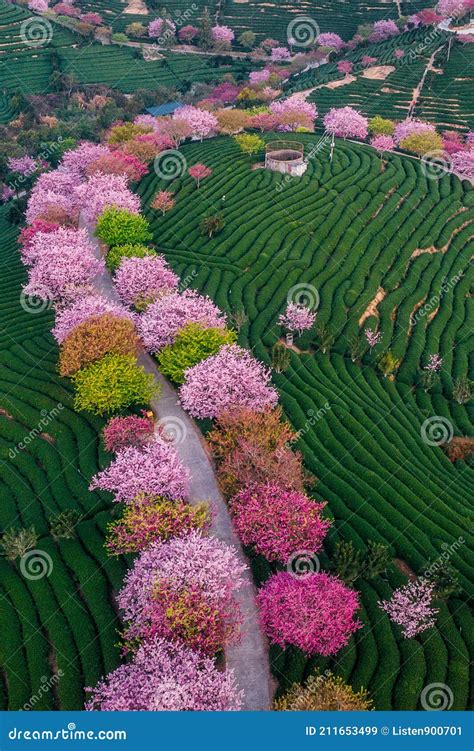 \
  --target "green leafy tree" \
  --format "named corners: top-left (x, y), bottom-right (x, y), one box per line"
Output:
top-left (427, 563), bottom-right (462, 601)
top-left (365, 541), bottom-right (391, 579)
top-left (49, 510), bottom-right (81, 541)
top-left (106, 243), bottom-right (156, 271)
top-left (158, 324), bottom-right (236, 383)
top-left (272, 342), bottom-right (290, 373)
top-left (126, 22), bottom-right (147, 38)
top-left (453, 376), bottom-right (472, 405)
top-left (316, 323), bottom-right (334, 354)
top-left (368, 115), bottom-right (395, 136)
top-left (201, 212), bottom-right (225, 238)
top-left (1, 527), bottom-right (38, 561)
top-left (73, 354), bottom-right (158, 415)
top-left (95, 207), bottom-right (152, 247)
top-left (198, 6), bottom-right (213, 50)
top-left (377, 350), bottom-right (399, 377)
top-left (234, 133), bottom-right (264, 156)
top-left (332, 540), bottom-right (364, 585)
top-left (400, 131), bottom-right (443, 157)
top-left (238, 31), bottom-right (256, 49)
